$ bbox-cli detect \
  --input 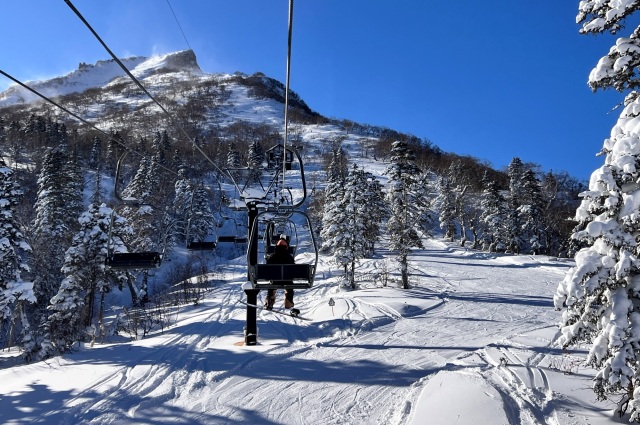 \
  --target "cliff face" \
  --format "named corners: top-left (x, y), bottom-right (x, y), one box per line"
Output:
top-left (0, 50), bottom-right (201, 107)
